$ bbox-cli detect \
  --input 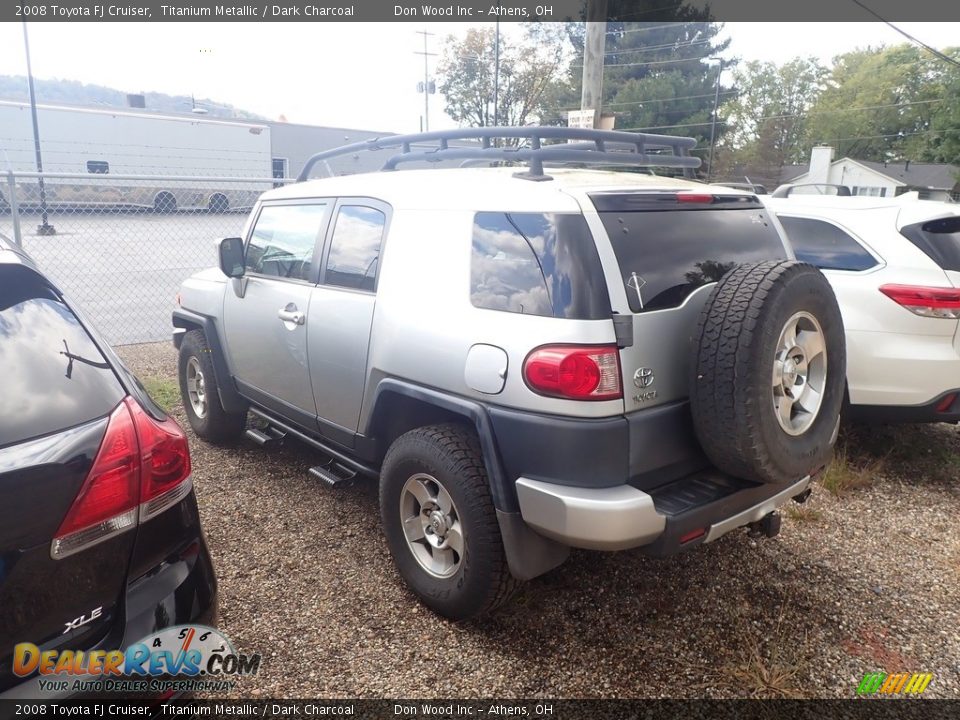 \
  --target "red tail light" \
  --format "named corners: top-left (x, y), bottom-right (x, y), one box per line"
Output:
top-left (880, 284), bottom-right (960, 319)
top-left (676, 193), bottom-right (714, 204)
top-left (54, 402), bottom-right (140, 541)
top-left (936, 393), bottom-right (957, 413)
top-left (523, 345), bottom-right (622, 400)
top-left (52, 397), bottom-right (192, 559)
top-left (129, 401), bottom-right (191, 503)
